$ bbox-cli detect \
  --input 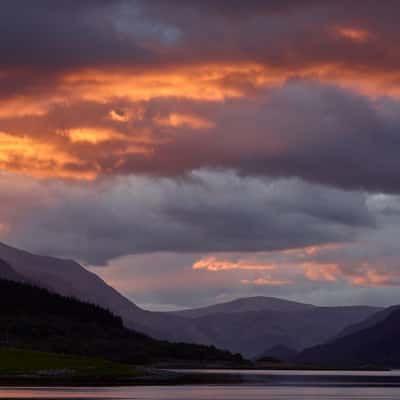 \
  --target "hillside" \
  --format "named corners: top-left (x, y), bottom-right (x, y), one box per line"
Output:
top-left (257, 345), bottom-right (298, 362)
top-left (174, 296), bottom-right (315, 318)
top-left (183, 305), bottom-right (379, 357)
top-left (297, 308), bottom-right (400, 368)
top-left (0, 278), bottom-right (242, 365)
top-left (0, 258), bottom-right (23, 282)
top-left (0, 348), bottom-right (136, 380)
top-left (0, 242), bottom-right (201, 343)
top-left (0, 242), bottom-right (381, 357)
top-left (335, 305), bottom-right (400, 339)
